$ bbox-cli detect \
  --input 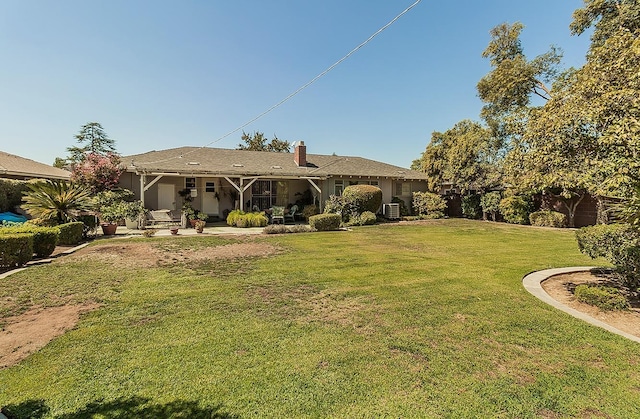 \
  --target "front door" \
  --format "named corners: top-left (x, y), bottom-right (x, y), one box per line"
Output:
top-left (157, 183), bottom-right (176, 210)
top-left (201, 179), bottom-right (219, 215)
